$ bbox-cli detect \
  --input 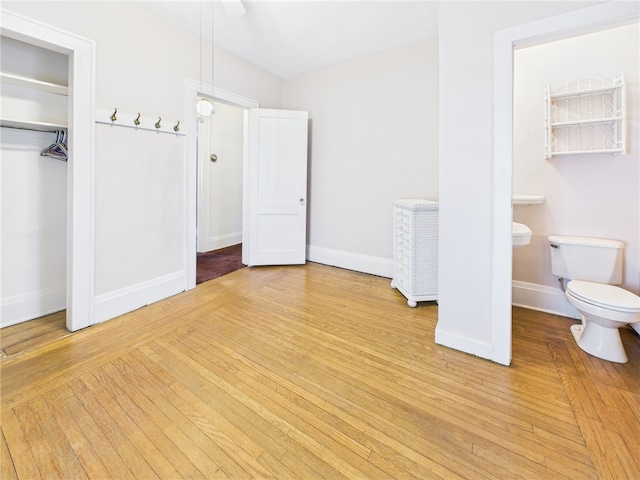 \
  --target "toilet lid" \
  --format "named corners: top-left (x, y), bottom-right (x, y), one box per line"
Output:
top-left (567, 280), bottom-right (640, 313)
